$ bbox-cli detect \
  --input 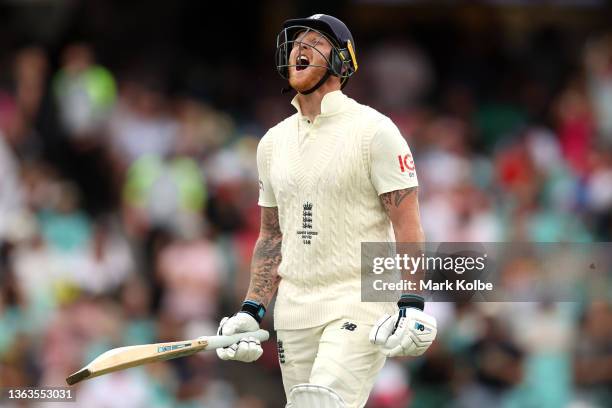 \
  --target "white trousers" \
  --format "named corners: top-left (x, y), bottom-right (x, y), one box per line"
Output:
top-left (276, 318), bottom-right (386, 408)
